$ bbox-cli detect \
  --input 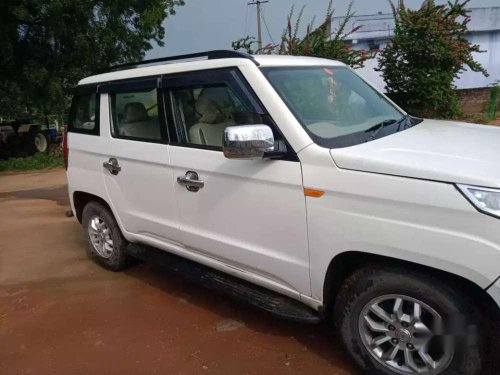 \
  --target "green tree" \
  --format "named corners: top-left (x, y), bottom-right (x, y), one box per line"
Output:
top-left (0, 0), bottom-right (184, 120)
top-left (377, 0), bottom-right (487, 118)
top-left (232, 1), bottom-right (374, 69)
